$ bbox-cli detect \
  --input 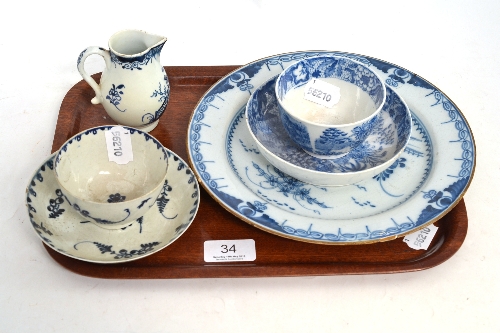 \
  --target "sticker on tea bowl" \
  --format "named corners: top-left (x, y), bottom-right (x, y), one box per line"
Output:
top-left (54, 126), bottom-right (169, 229)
